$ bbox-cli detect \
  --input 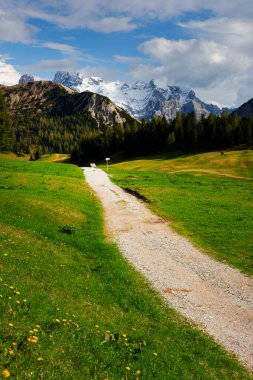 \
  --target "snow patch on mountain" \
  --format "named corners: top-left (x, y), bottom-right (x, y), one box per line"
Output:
top-left (53, 71), bottom-right (224, 120)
